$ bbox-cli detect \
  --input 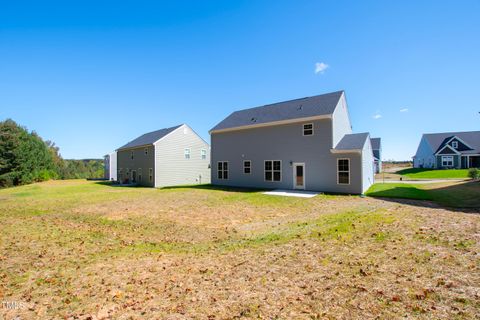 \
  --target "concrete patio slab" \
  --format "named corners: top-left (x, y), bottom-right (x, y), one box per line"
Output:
top-left (263, 189), bottom-right (320, 198)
